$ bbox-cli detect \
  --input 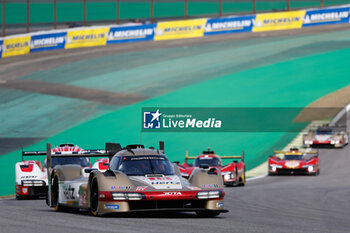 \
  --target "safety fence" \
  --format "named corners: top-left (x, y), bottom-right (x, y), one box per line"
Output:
top-left (0, 4), bottom-right (349, 58)
top-left (1, 0), bottom-right (349, 36)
